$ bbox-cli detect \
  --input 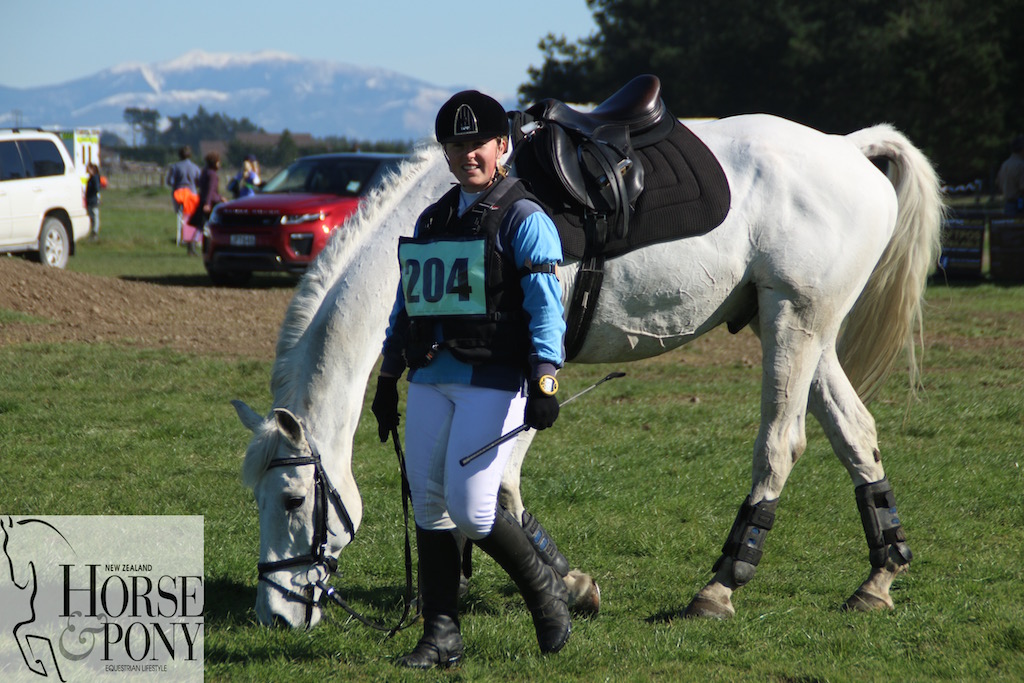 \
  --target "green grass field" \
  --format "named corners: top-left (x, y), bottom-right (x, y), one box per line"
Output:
top-left (1, 188), bottom-right (1022, 681)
